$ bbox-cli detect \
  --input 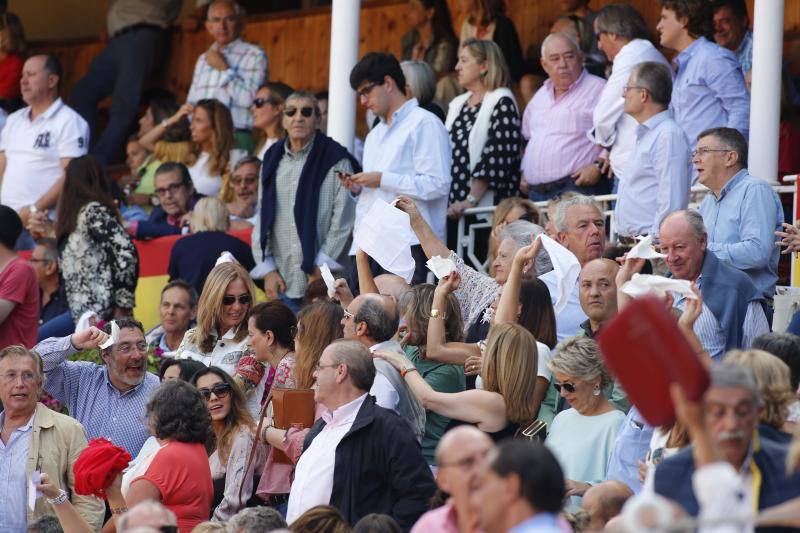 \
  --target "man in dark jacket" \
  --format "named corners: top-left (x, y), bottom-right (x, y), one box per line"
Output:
top-left (285, 339), bottom-right (435, 530)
